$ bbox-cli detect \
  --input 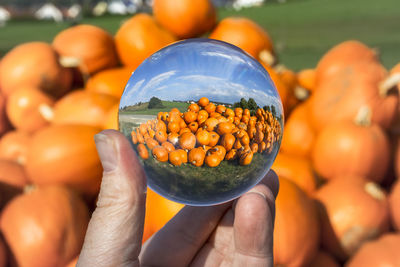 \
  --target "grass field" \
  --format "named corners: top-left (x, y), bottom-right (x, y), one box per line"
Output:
top-left (120, 100), bottom-right (190, 115)
top-left (1, 0), bottom-right (399, 70)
